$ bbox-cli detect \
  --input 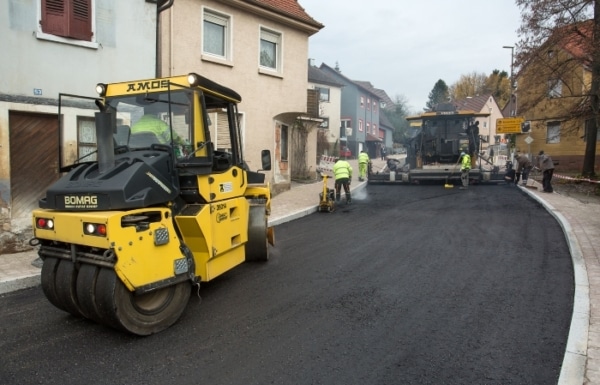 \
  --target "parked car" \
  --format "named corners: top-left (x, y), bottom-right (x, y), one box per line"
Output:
top-left (340, 146), bottom-right (352, 158)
